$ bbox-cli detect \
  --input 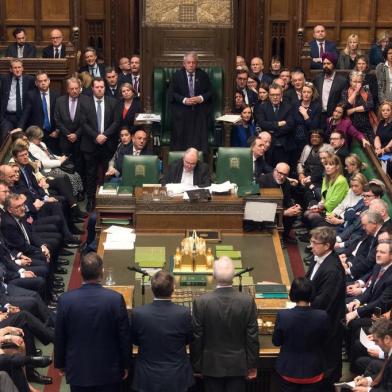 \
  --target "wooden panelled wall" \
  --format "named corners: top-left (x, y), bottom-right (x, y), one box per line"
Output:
top-left (1, 1), bottom-right (392, 69)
